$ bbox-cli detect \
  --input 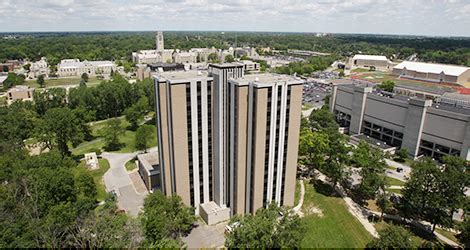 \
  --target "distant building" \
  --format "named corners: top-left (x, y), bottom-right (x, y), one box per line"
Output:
top-left (135, 63), bottom-right (186, 81)
top-left (137, 152), bottom-right (161, 191)
top-left (28, 57), bottom-right (49, 79)
top-left (237, 60), bottom-right (260, 72)
top-left (330, 81), bottom-right (470, 161)
top-left (393, 61), bottom-right (470, 86)
top-left (190, 47), bottom-right (218, 63)
top-left (173, 50), bottom-right (197, 64)
top-left (0, 75), bottom-right (7, 89)
top-left (57, 59), bottom-right (116, 77)
top-left (6, 85), bottom-right (34, 104)
top-left (0, 63), bottom-right (14, 72)
top-left (351, 55), bottom-right (391, 71)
